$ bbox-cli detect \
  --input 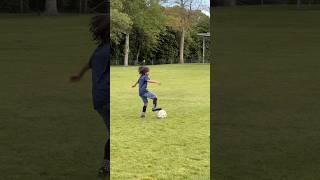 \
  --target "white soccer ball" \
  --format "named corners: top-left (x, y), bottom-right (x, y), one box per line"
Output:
top-left (156, 110), bottom-right (167, 119)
